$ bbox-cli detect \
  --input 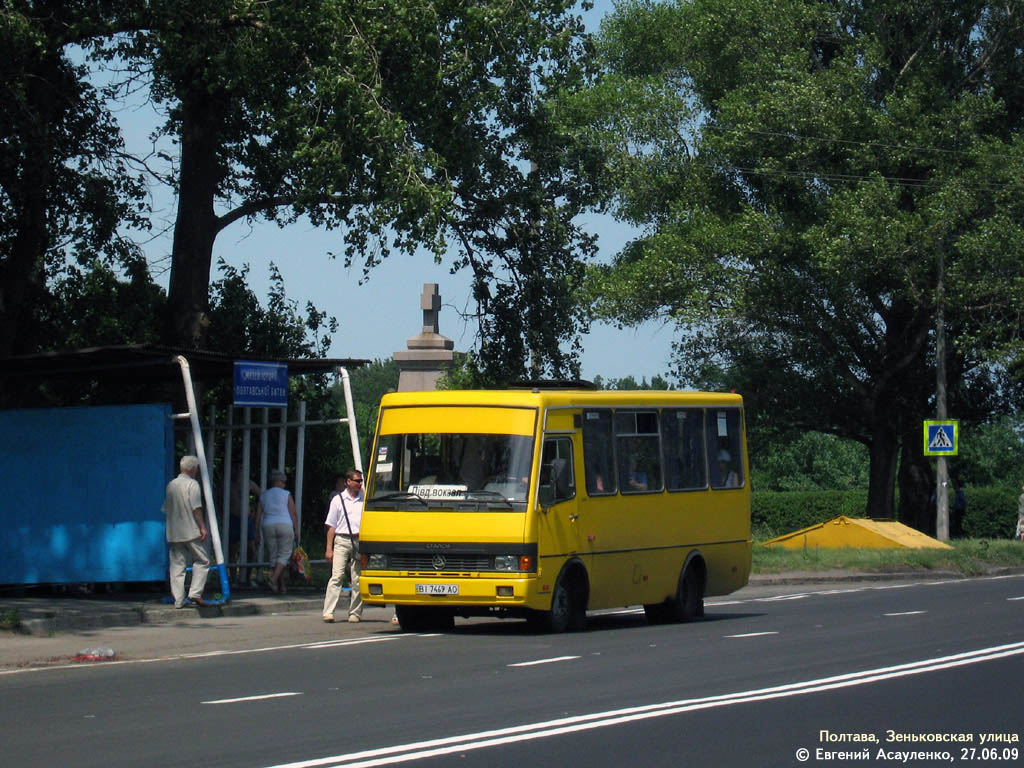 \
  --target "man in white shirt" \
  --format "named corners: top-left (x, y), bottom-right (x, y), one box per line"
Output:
top-left (322, 470), bottom-right (364, 623)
